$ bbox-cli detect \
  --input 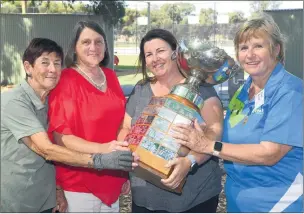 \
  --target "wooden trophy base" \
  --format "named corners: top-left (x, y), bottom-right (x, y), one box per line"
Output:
top-left (129, 145), bottom-right (187, 193)
top-left (126, 95), bottom-right (203, 193)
